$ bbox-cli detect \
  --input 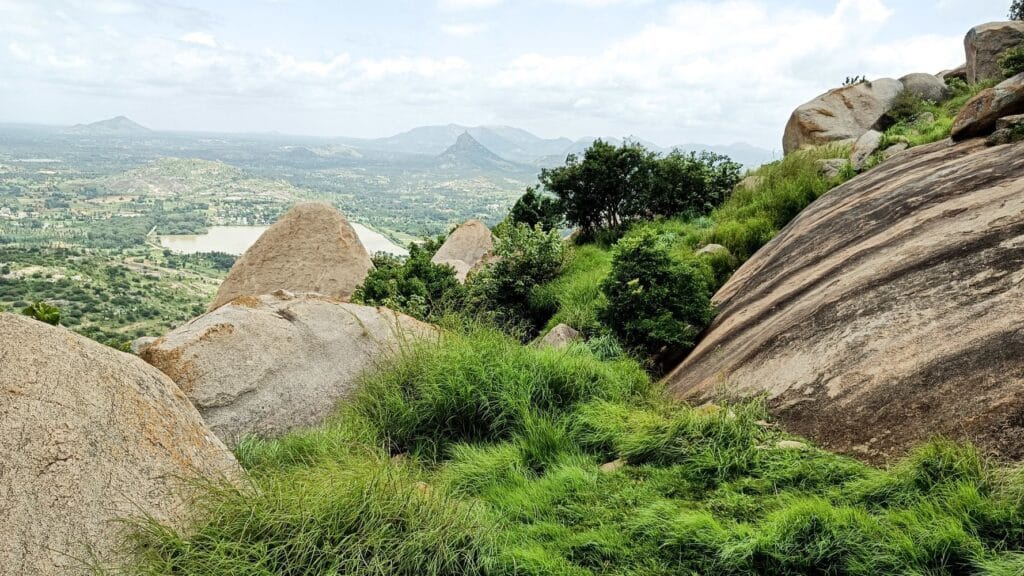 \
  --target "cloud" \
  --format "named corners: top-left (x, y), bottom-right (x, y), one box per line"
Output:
top-left (437, 0), bottom-right (502, 10)
top-left (442, 22), bottom-right (487, 37)
top-left (180, 31), bottom-right (217, 47)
